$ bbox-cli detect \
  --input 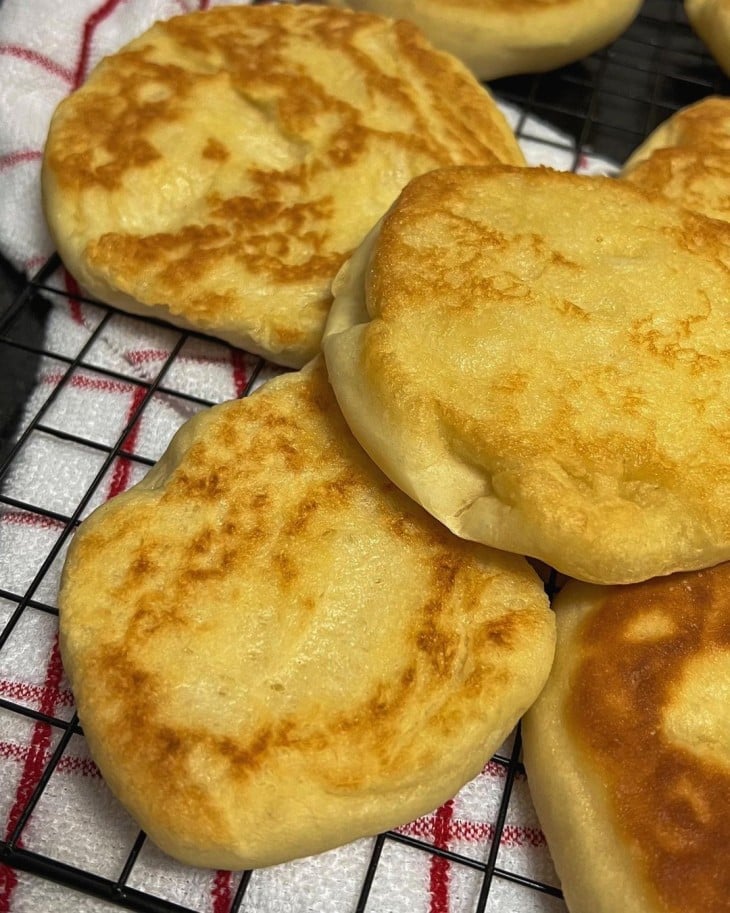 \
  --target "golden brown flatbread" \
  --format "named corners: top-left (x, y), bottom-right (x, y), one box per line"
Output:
top-left (322, 0), bottom-right (642, 79)
top-left (522, 568), bottom-right (730, 913)
top-left (323, 164), bottom-right (730, 584)
top-left (622, 96), bottom-right (730, 223)
top-left (58, 357), bottom-right (554, 870)
top-left (42, 3), bottom-right (523, 368)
